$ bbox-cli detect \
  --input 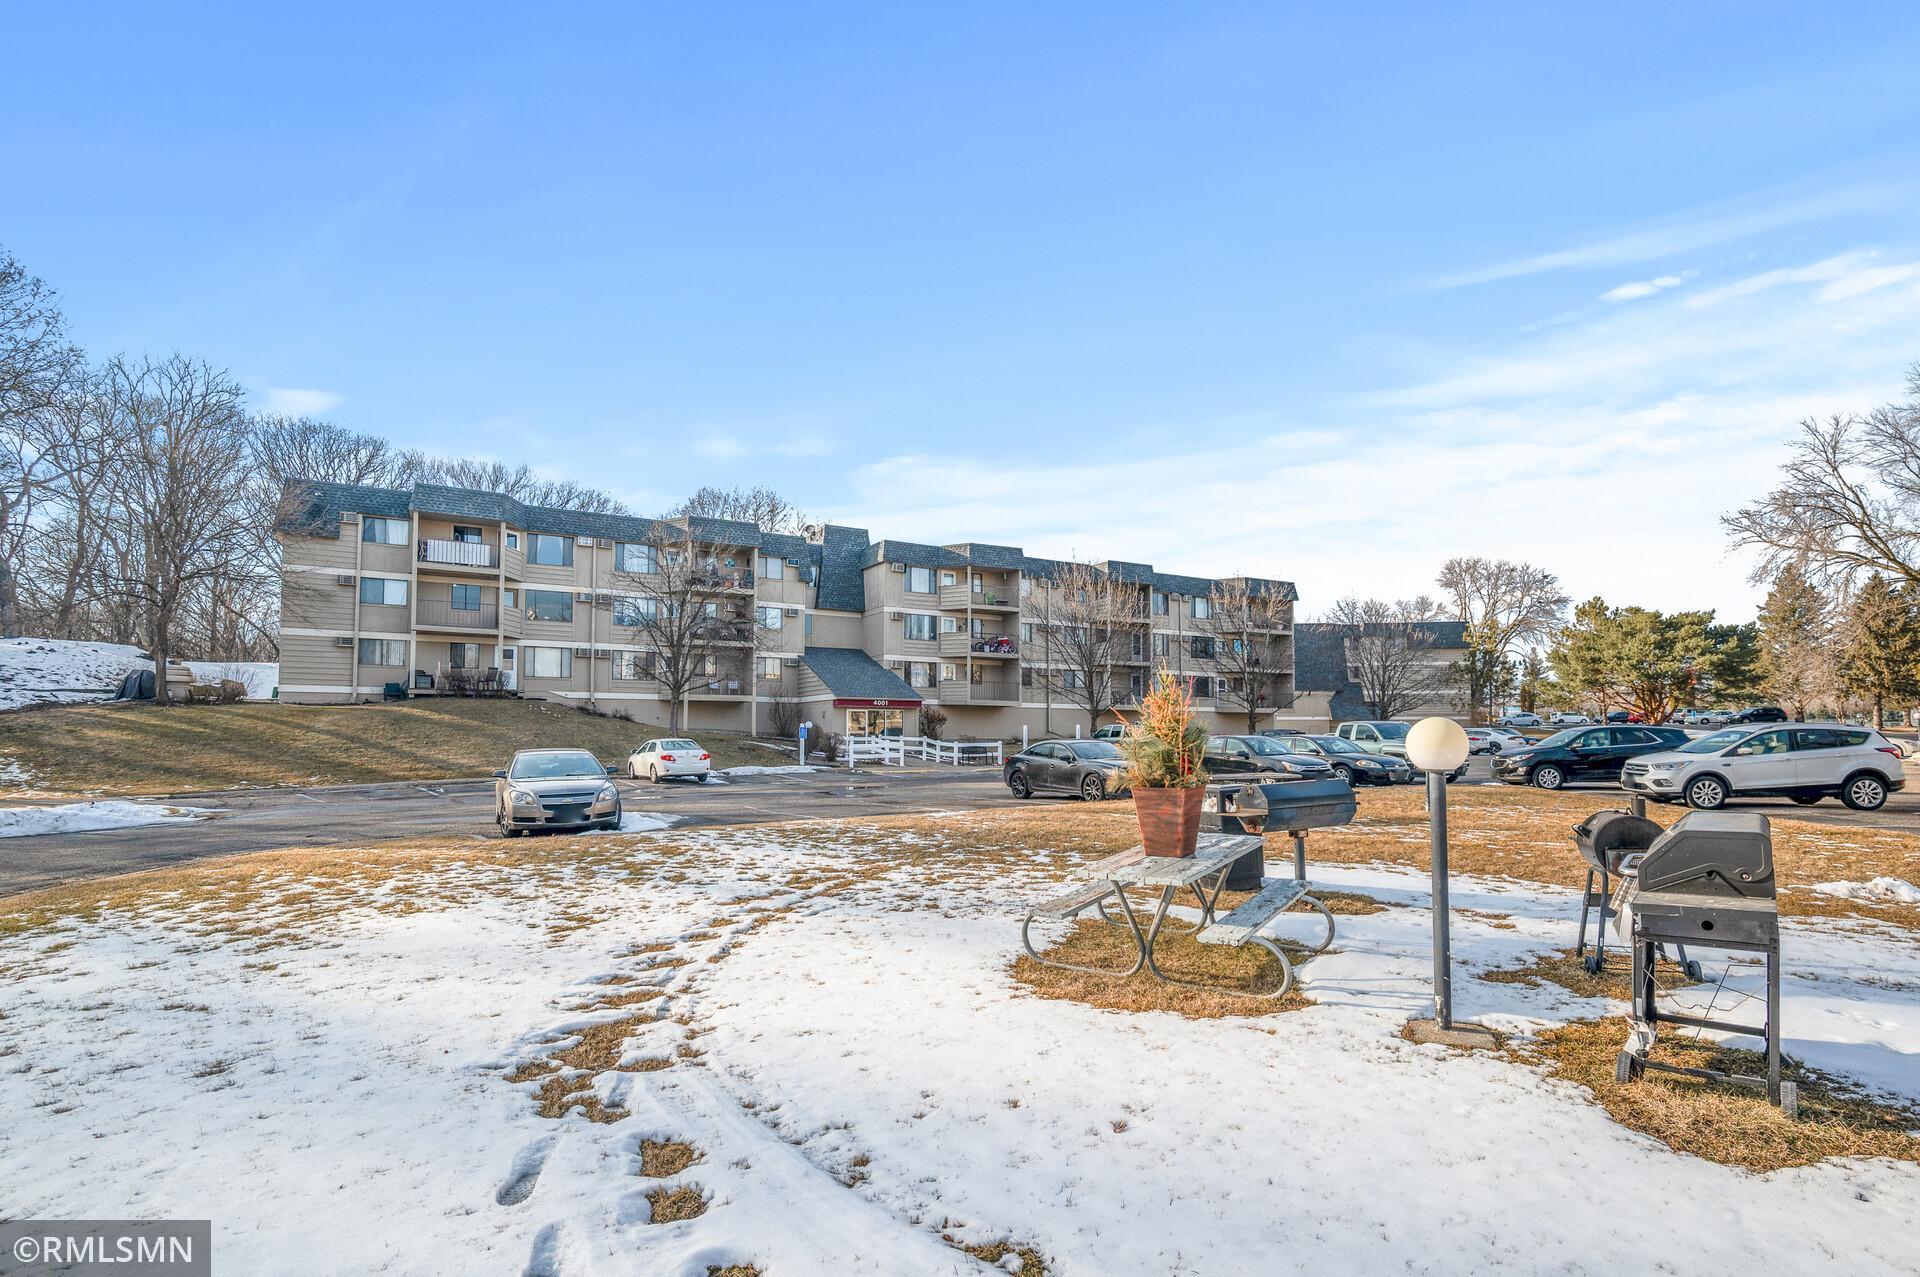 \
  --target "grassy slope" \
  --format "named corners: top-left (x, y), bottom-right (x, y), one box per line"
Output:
top-left (0, 698), bottom-right (779, 795)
